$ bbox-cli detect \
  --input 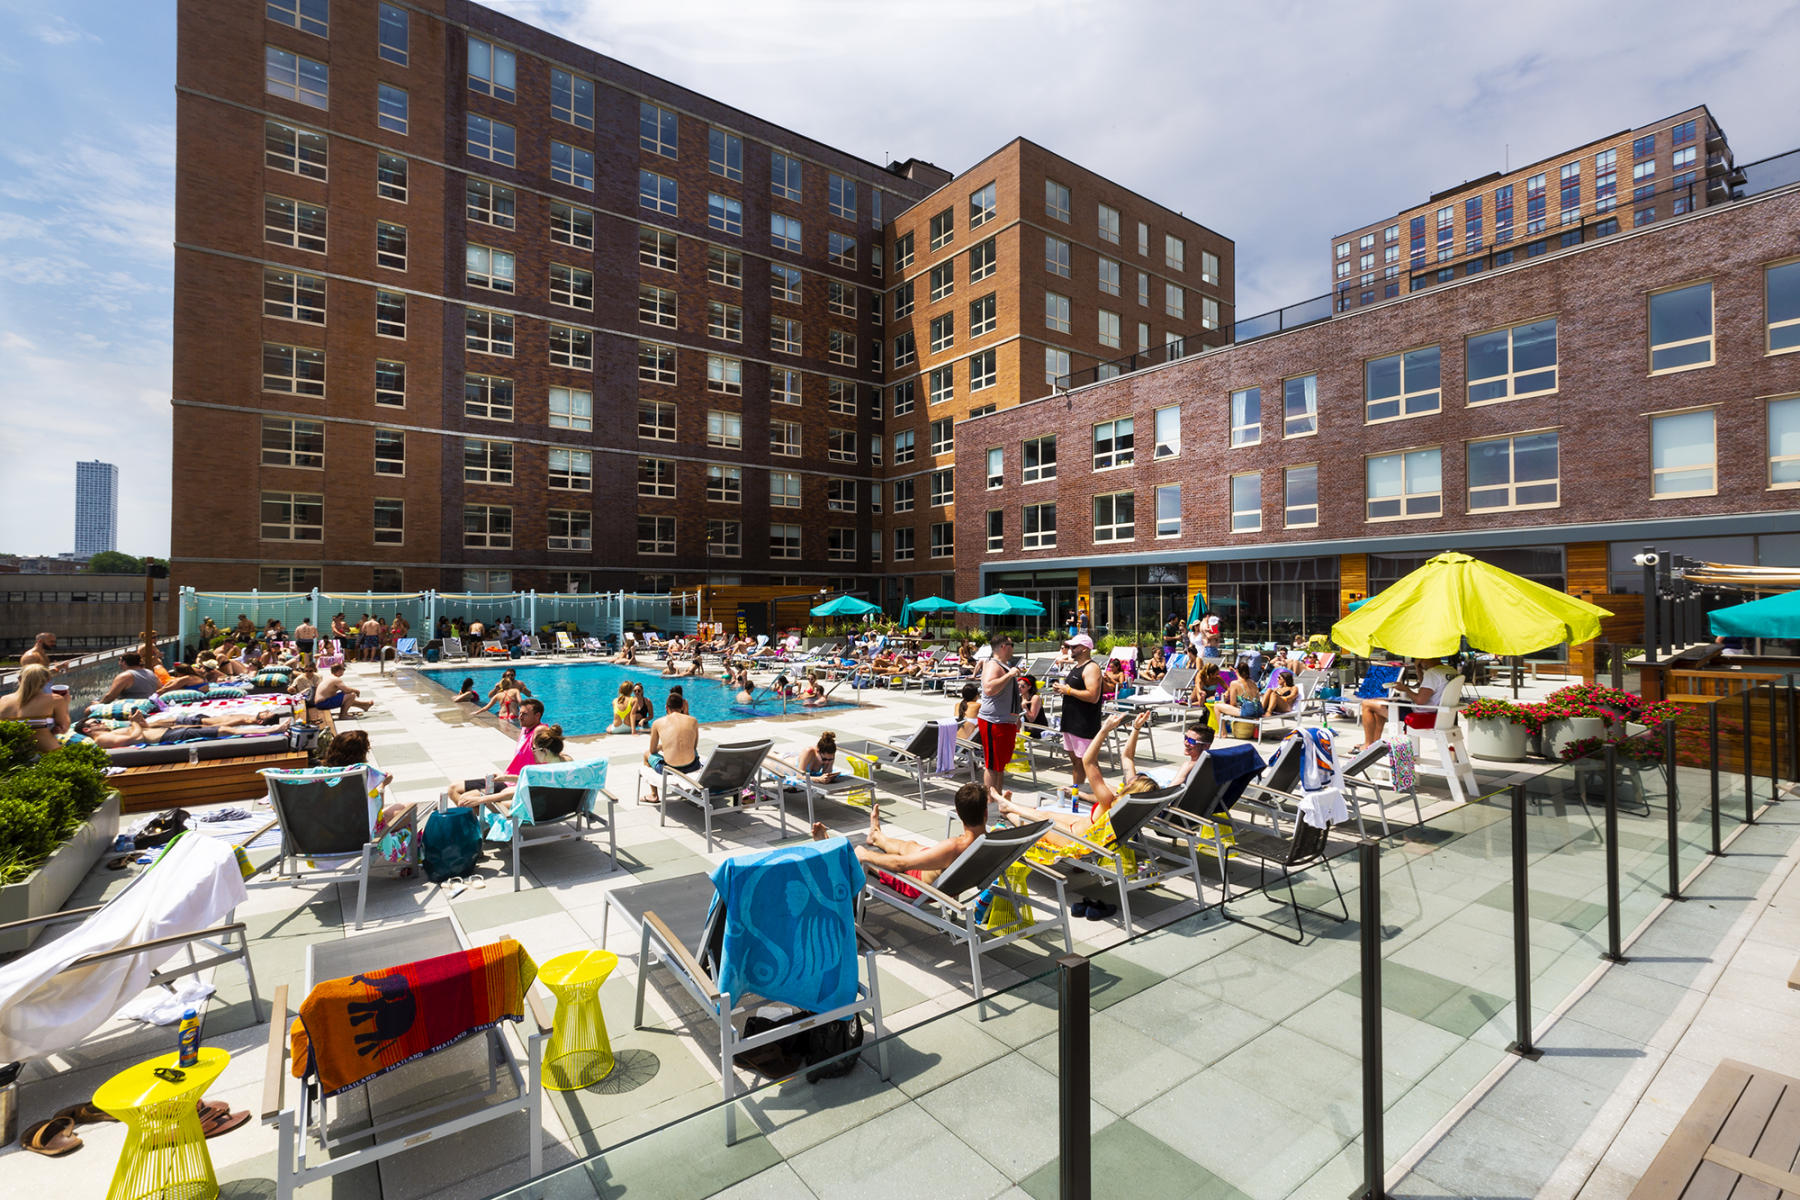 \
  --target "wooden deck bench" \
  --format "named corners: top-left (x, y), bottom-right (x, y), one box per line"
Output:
top-left (113, 750), bottom-right (311, 813)
top-left (1629, 1059), bottom-right (1800, 1198)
